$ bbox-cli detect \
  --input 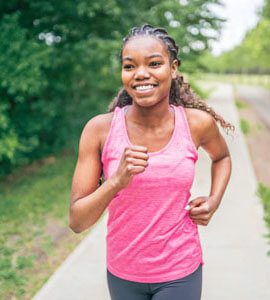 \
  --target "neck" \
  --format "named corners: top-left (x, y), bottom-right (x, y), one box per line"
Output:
top-left (125, 101), bottom-right (174, 129)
